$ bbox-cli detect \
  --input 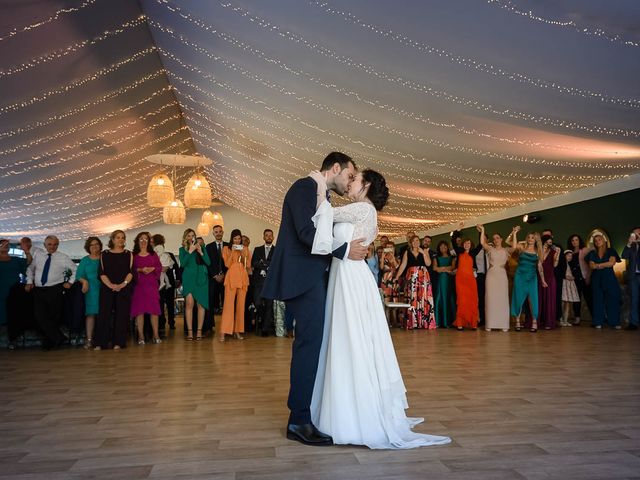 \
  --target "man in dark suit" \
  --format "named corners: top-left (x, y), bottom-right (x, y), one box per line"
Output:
top-left (205, 225), bottom-right (228, 327)
top-left (622, 227), bottom-right (640, 330)
top-left (263, 152), bottom-right (368, 446)
top-left (252, 229), bottom-right (276, 336)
